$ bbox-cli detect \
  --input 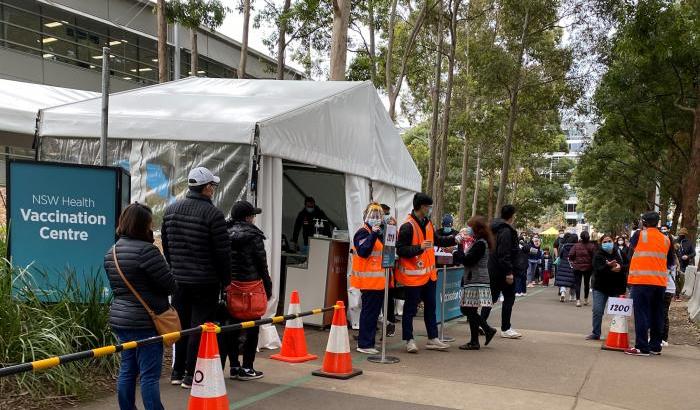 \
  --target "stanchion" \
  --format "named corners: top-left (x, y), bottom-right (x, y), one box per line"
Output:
top-left (368, 268), bottom-right (400, 364)
top-left (439, 265), bottom-right (455, 343)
